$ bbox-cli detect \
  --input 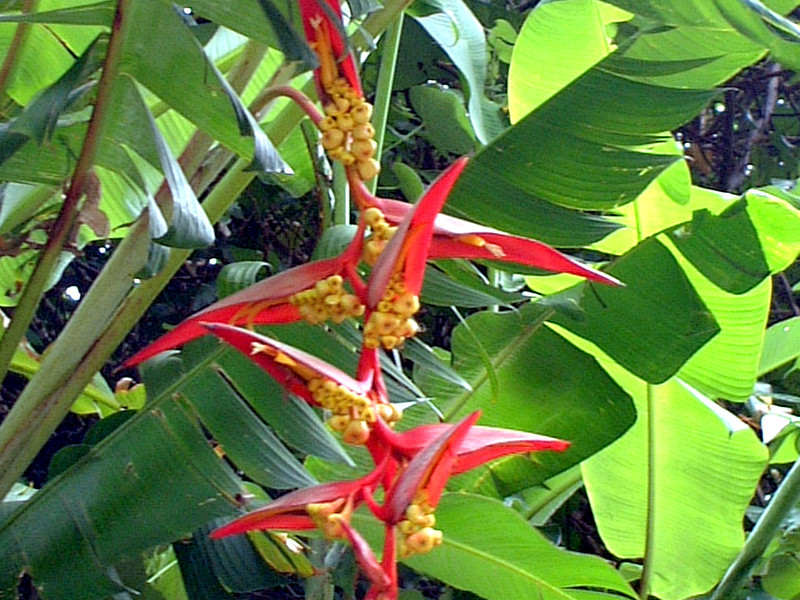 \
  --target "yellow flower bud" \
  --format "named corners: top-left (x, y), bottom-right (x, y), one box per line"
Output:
top-left (352, 123), bottom-right (376, 141)
top-left (321, 128), bottom-right (345, 150)
top-left (342, 419), bottom-right (370, 445)
top-left (351, 102), bottom-right (373, 124)
top-left (357, 158), bottom-right (381, 181)
top-left (351, 139), bottom-right (377, 161)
